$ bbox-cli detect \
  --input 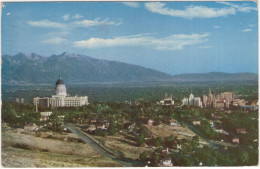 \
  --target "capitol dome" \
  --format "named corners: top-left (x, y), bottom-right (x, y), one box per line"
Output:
top-left (55, 76), bottom-right (67, 97)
